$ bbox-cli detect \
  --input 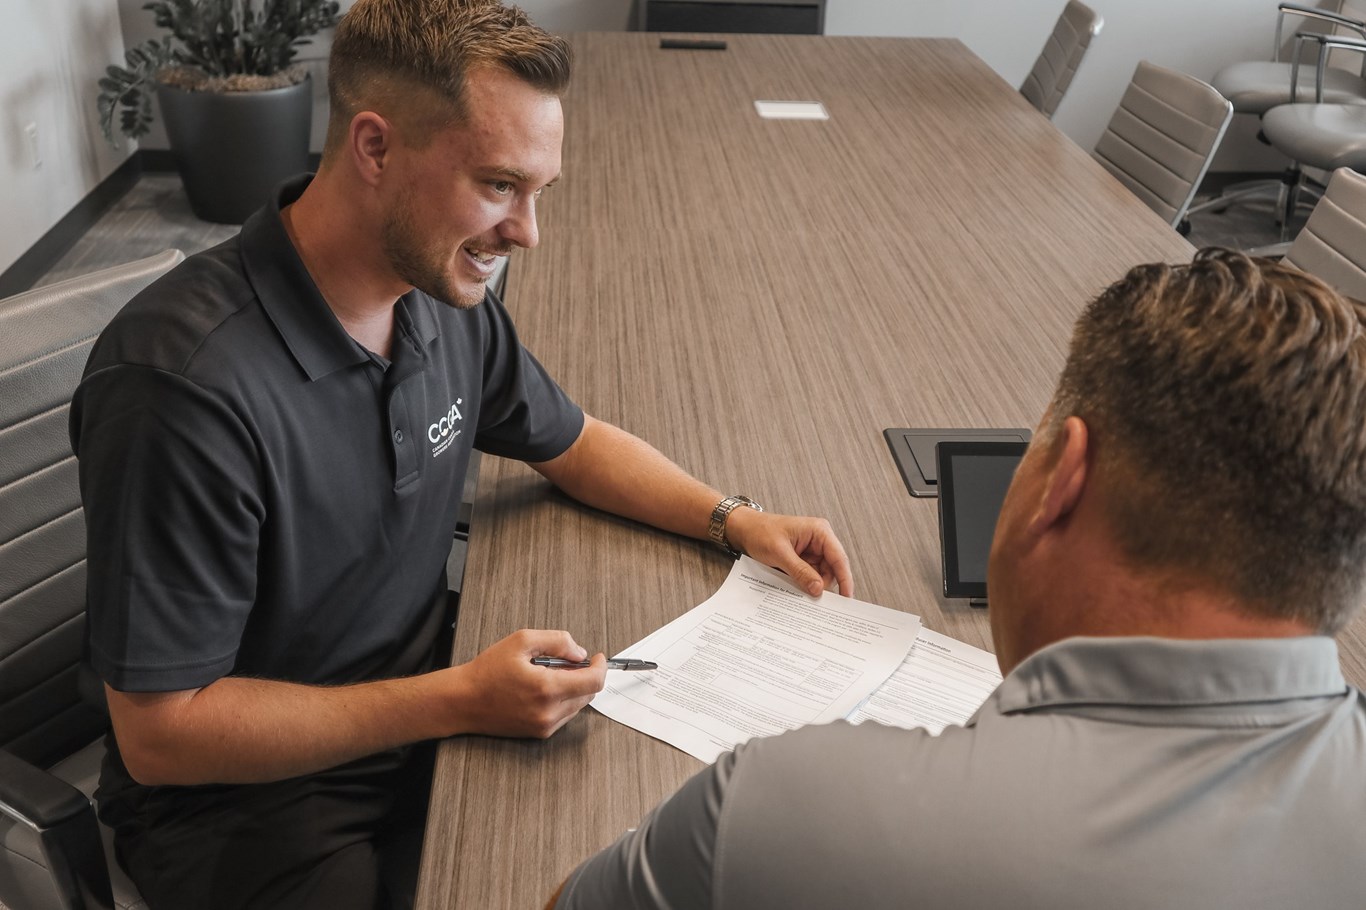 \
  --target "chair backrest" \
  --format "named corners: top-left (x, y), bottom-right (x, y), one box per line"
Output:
top-left (0, 250), bottom-right (184, 769)
top-left (1020, 0), bottom-right (1104, 118)
top-left (1285, 167), bottom-right (1366, 300)
top-left (1326, 1), bottom-right (1366, 75)
top-left (1092, 61), bottom-right (1234, 228)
